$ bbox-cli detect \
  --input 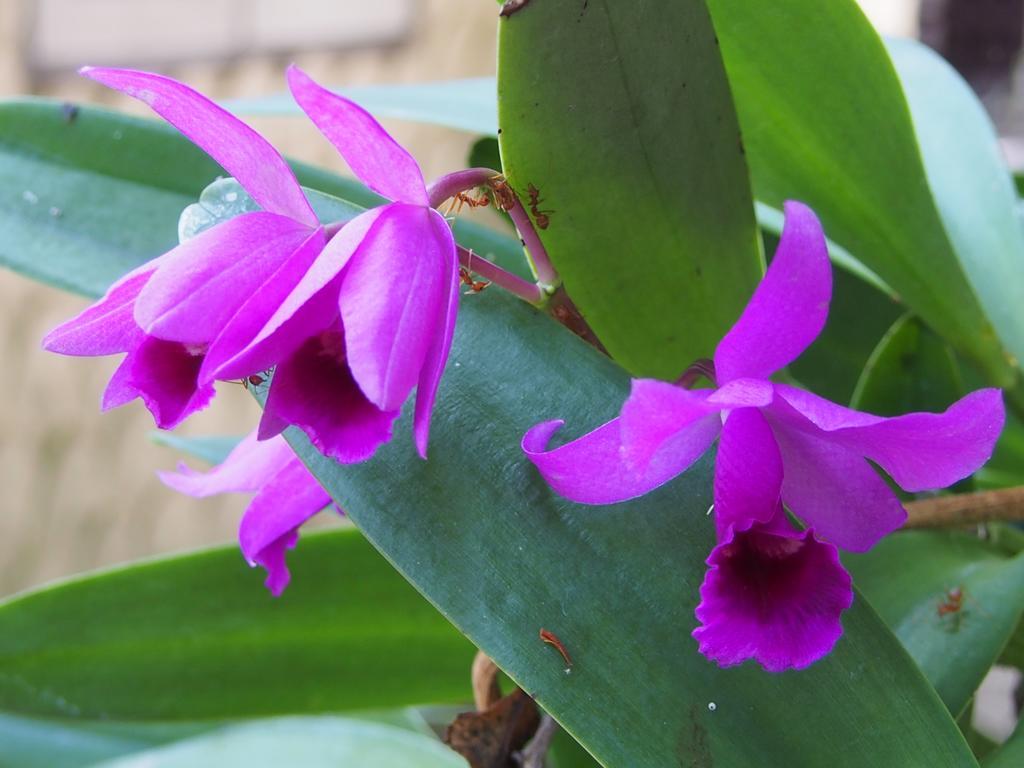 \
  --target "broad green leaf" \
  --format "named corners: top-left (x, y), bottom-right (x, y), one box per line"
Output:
top-left (0, 529), bottom-right (475, 719)
top-left (0, 708), bottom-right (445, 768)
top-left (497, 1), bottom-right (762, 379)
top-left (886, 38), bottom-right (1024, 389)
top-left (274, 290), bottom-right (974, 767)
top-left (707, 0), bottom-right (1019, 397)
top-left (0, 98), bottom-right (523, 300)
top-left (88, 717), bottom-right (466, 768)
top-left (224, 78), bottom-right (499, 135)
top-left (846, 531), bottom-right (1024, 715)
top-left (851, 314), bottom-right (965, 416)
